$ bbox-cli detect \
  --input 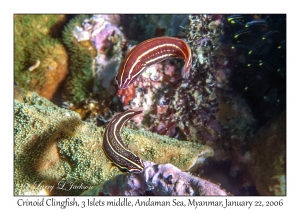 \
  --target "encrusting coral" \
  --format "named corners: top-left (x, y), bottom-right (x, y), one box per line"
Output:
top-left (247, 111), bottom-right (286, 195)
top-left (82, 161), bottom-right (227, 196)
top-left (14, 87), bottom-right (213, 195)
top-left (14, 14), bottom-right (68, 100)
